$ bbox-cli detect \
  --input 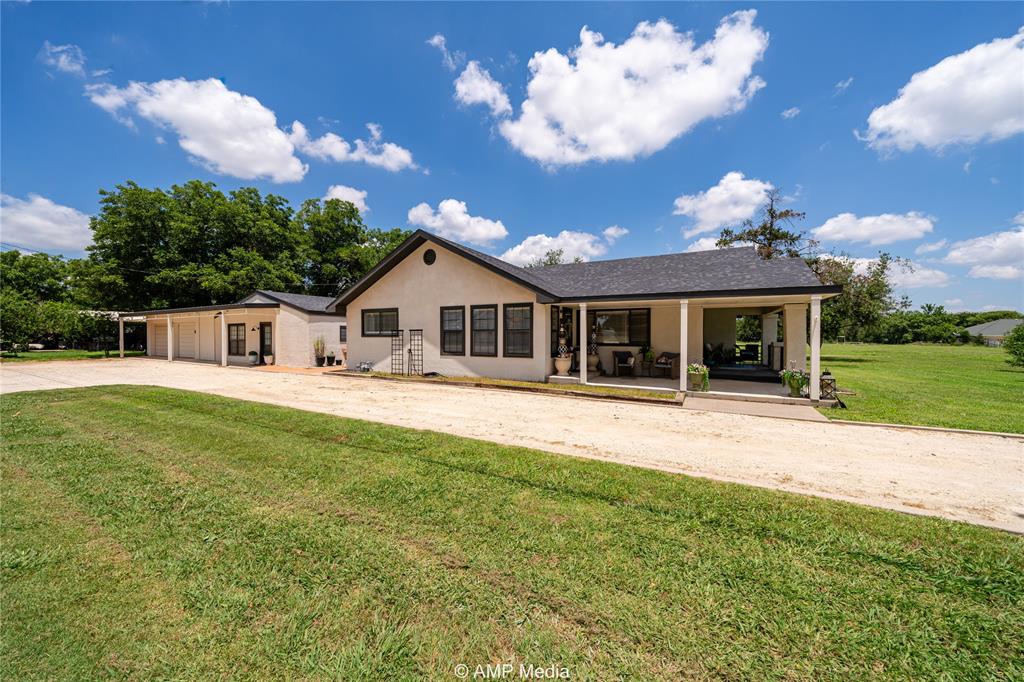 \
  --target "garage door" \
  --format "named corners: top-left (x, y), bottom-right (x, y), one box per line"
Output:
top-left (151, 323), bottom-right (167, 356)
top-left (177, 322), bottom-right (197, 359)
